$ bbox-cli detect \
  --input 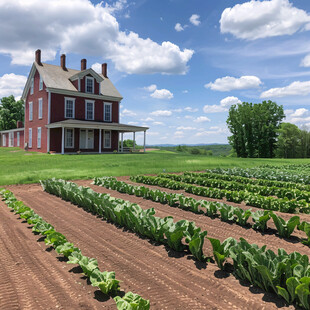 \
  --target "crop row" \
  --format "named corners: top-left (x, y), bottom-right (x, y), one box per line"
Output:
top-left (206, 167), bottom-right (310, 184)
top-left (93, 177), bottom-right (310, 244)
top-left (42, 179), bottom-right (310, 309)
top-left (131, 175), bottom-right (310, 214)
top-left (40, 178), bottom-right (209, 261)
top-left (182, 171), bottom-right (310, 191)
top-left (0, 188), bottom-right (150, 310)
top-left (160, 173), bottom-right (310, 202)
